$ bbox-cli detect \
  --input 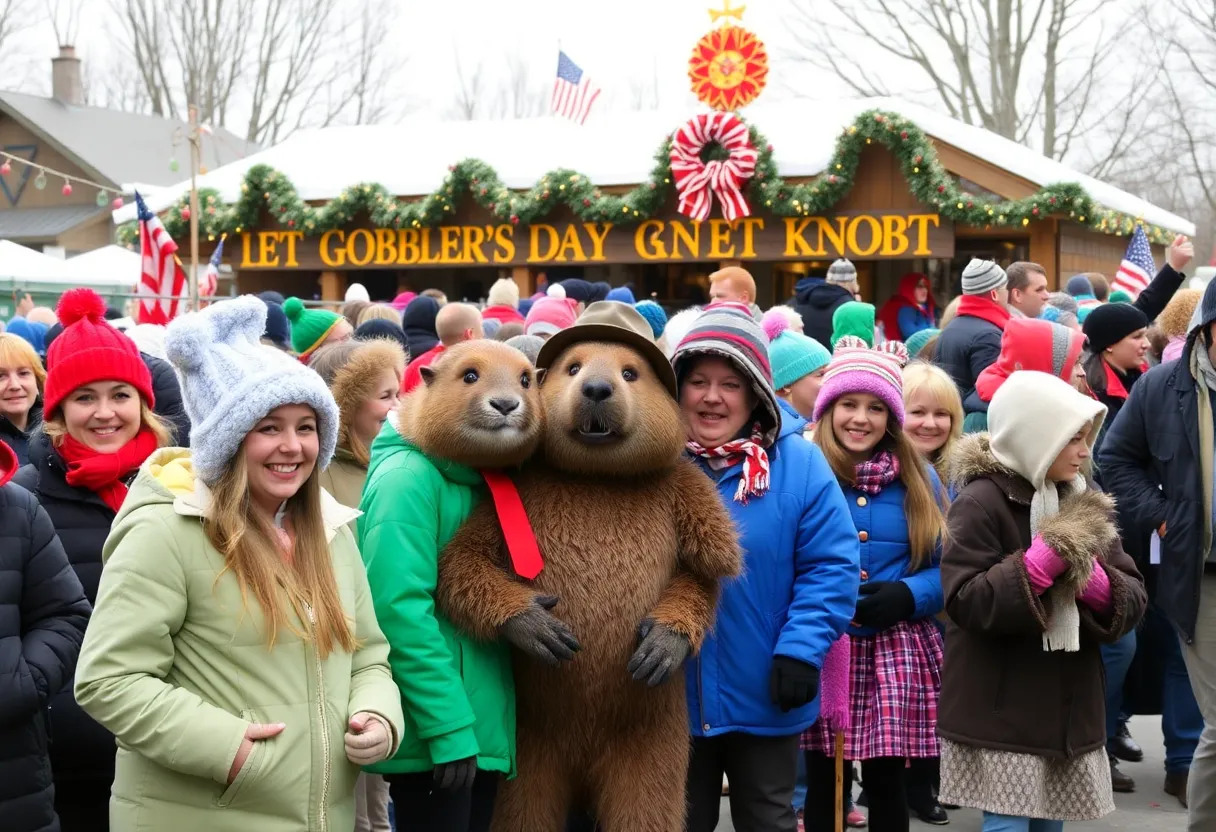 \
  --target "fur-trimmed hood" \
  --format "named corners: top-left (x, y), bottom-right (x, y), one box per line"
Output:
top-left (330, 339), bottom-right (406, 464)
